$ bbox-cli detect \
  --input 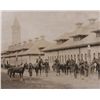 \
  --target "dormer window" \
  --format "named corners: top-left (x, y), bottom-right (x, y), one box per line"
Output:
top-left (71, 34), bottom-right (87, 41)
top-left (56, 39), bottom-right (68, 45)
top-left (93, 30), bottom-right (100, 37)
